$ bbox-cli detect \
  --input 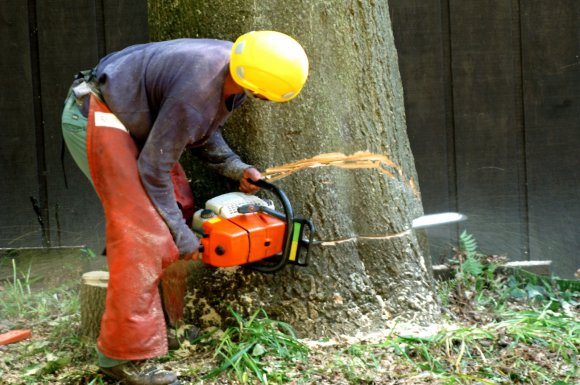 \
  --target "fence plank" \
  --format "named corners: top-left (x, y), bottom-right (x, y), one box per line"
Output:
top-left (521, 1), bottom-right (580, 277)
top-left (31, 0), bottom-right (149, 251)
top-left (103, 0), bottom-right (149, 52)
top-left (390, 0), bottom-right (456, 262)
top-left (35, 0), bottom-right (105, 250)
top-left (1, 0), bottom-right (149, 252)
top-left (0, 1), bottom-right (44, 247)
top-left (449, 0), bottom-right (528, 261)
